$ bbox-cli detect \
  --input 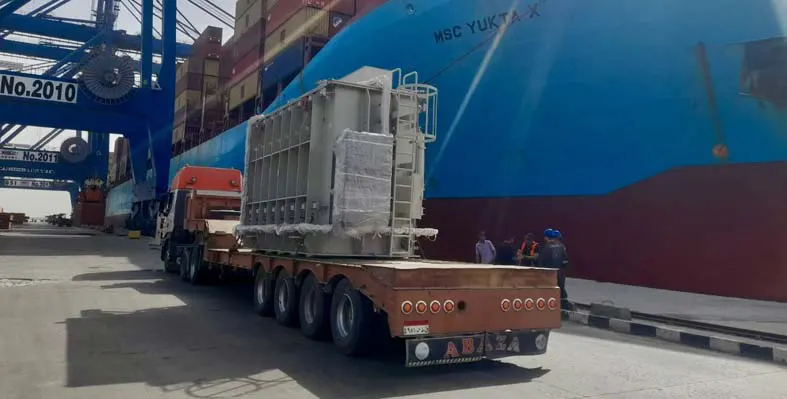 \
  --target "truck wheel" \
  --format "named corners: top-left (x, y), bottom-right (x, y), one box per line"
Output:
top-left (179, 250), bottom-right (190, 282)
top-left (187, 247), bottom-right (204, 285)
top-left (252, 270), bottom-right (274, 317)
top-left (274, 271), bottom-right (299, 327)
top-left (299, 274), bottom-right (330, 340)
top-left (161, 241), bottom-right (177, 273)
top-left (330, 278), bottom-right (374, 356)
